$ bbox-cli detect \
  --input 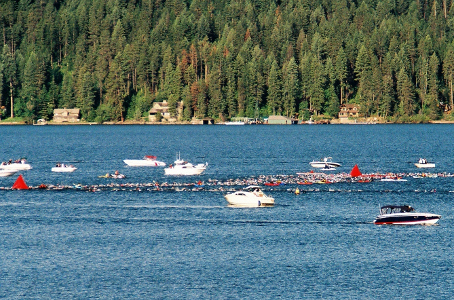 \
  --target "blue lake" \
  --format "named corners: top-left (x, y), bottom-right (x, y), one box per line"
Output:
top-left (1, 124), bottom-right (454, 299)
